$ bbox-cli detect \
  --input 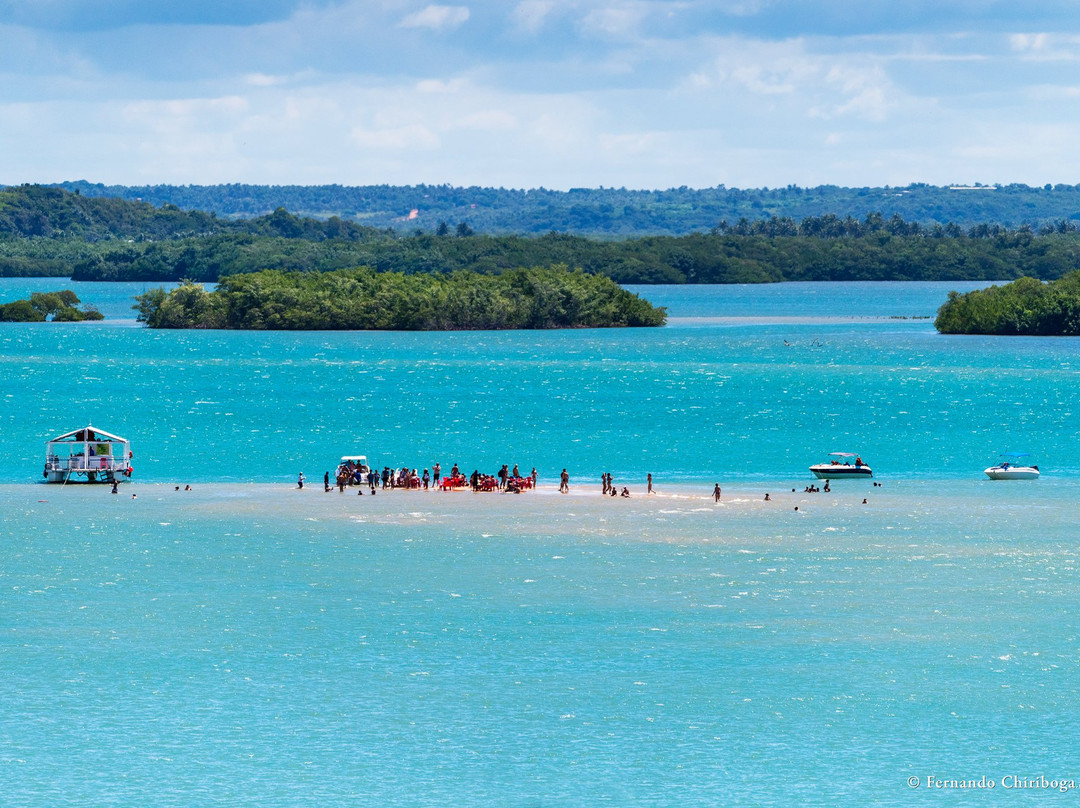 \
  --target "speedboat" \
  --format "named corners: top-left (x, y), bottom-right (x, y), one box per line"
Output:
top-left (810, 452), bottom-right (872, 479)
top-left (985, 453), bottom-right (1039, 480)
top-left (336, 455), bottom-right (371, 485)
